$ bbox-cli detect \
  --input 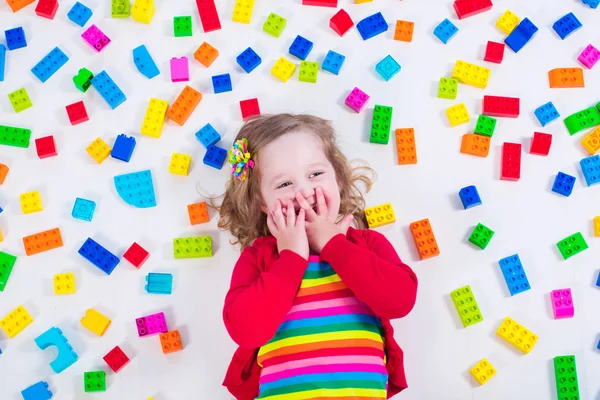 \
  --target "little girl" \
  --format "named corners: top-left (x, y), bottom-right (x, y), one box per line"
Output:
top-left (218, 114), bottom-right (418, 400)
